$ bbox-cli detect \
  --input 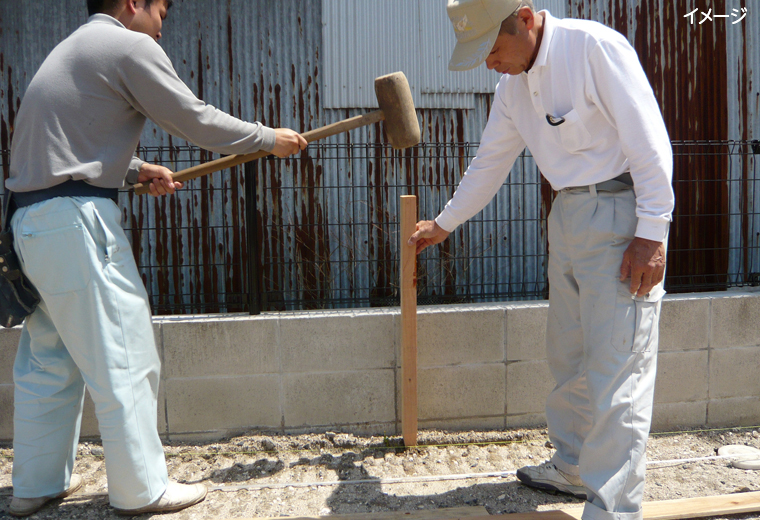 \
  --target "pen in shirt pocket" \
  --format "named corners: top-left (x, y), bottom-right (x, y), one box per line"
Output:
top-left (546, 114), bottom-right (565, 126)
